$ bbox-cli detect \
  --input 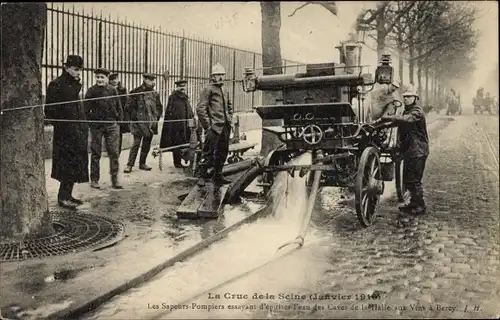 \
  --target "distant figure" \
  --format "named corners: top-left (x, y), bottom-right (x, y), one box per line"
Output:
top-left (109, 73), bottom-right (129, 155)
top-left (196, 63), bottom-right (233, 187)
top-left (44, 55), bottom-right (89, 209)
top-left (160, 79), bottom-right (196, 168)
top-left (84, 68), bottom-right (123, 190)
top-left (124, 73), bottom-right (163, 173)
